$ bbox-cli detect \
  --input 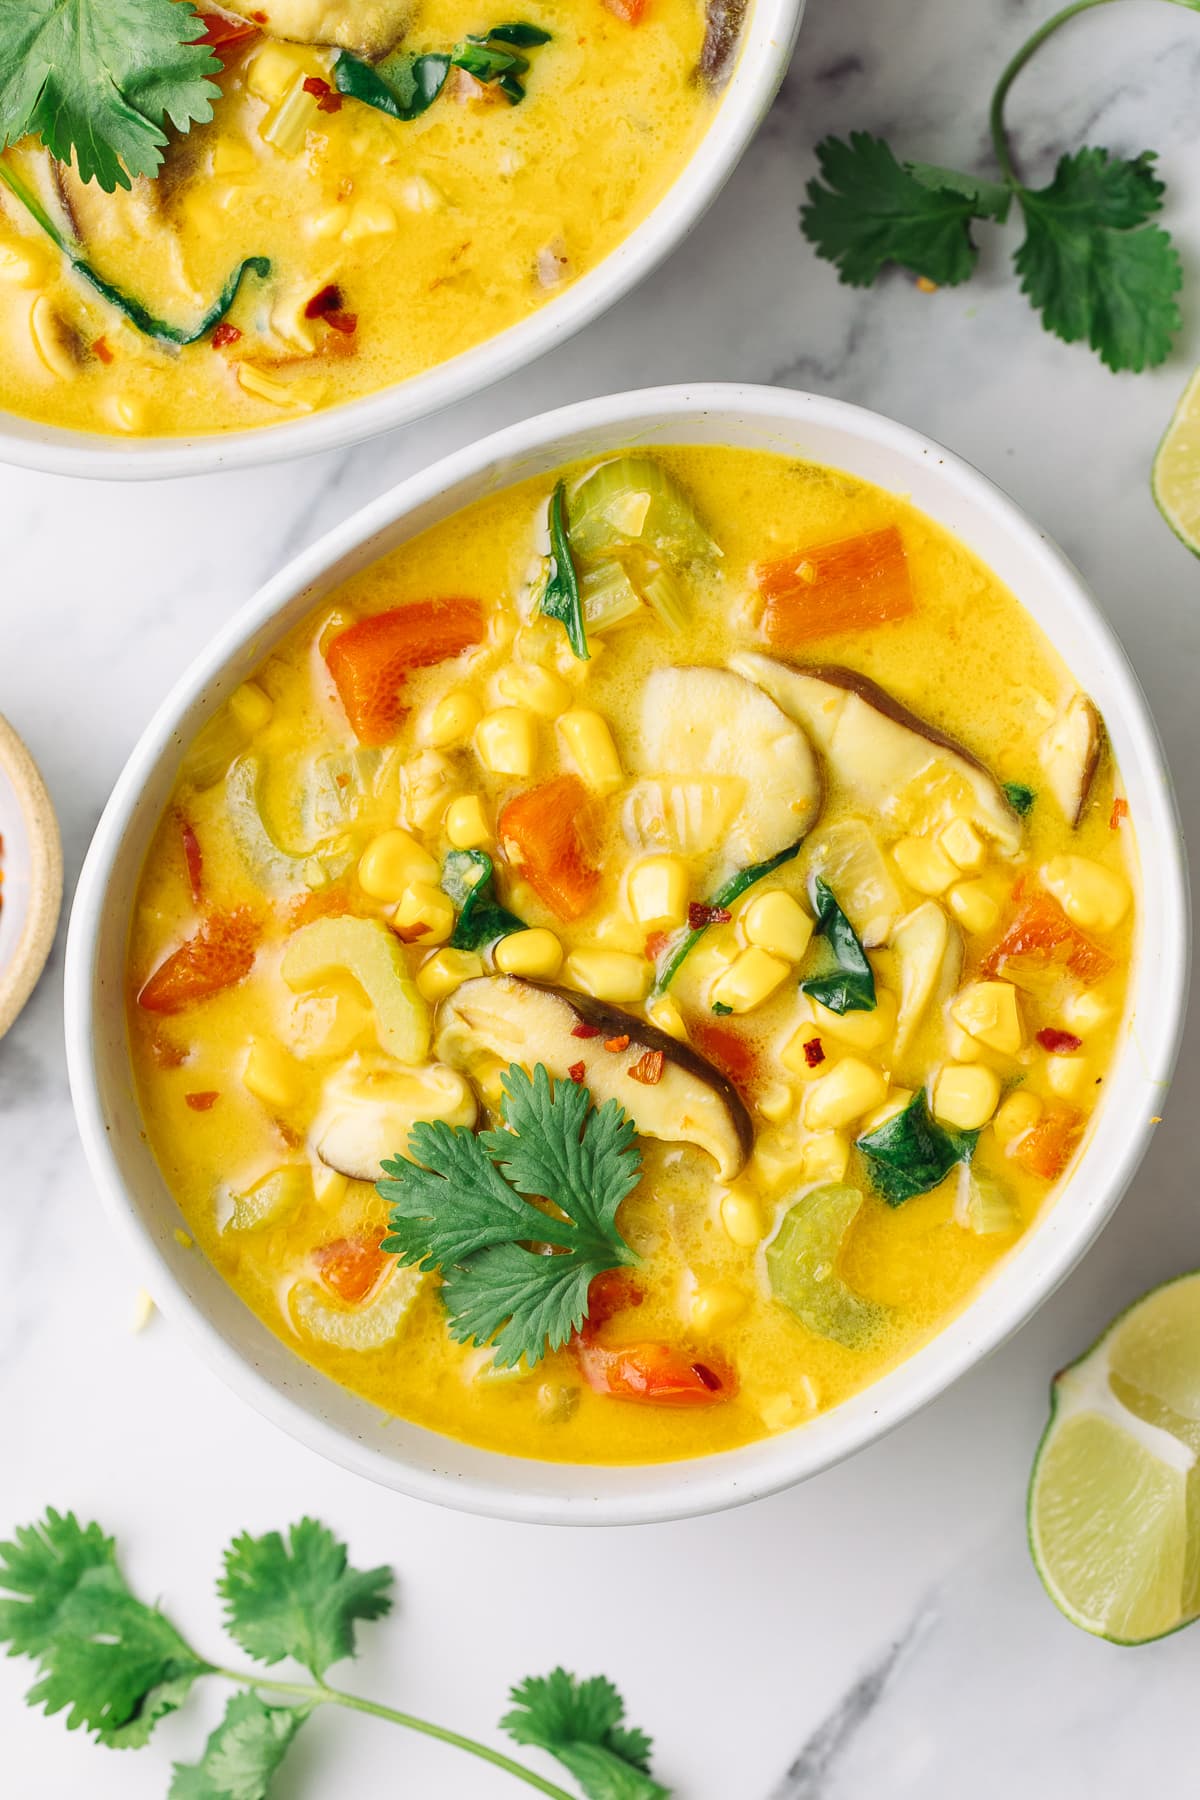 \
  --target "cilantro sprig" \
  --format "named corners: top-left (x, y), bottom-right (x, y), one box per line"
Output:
top-left (0, 1509), bottom-right (669, 1800)
top-left (800, 0), bottom-right (1191, 372)
top-left (380, 1063), bottom-right (641, 1368)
